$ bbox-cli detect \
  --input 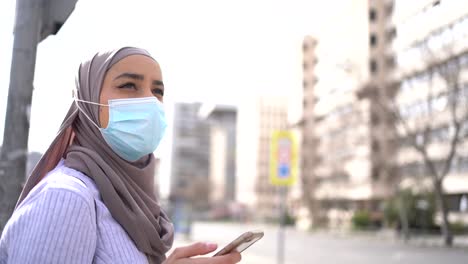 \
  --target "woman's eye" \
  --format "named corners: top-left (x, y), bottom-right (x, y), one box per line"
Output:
top-left (152, 88), bottom-right (164, 96)
top-left (117, 82), bottom-right (136, 90)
